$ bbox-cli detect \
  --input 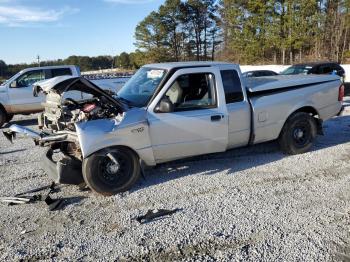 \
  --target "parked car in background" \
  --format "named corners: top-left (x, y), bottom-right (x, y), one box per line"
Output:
top-left (242, 70), bottom-right (278, 78)
top-left (281, 62), bottom-right (346, 82)
top-left (0, 65), bottom-right (81, 127)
